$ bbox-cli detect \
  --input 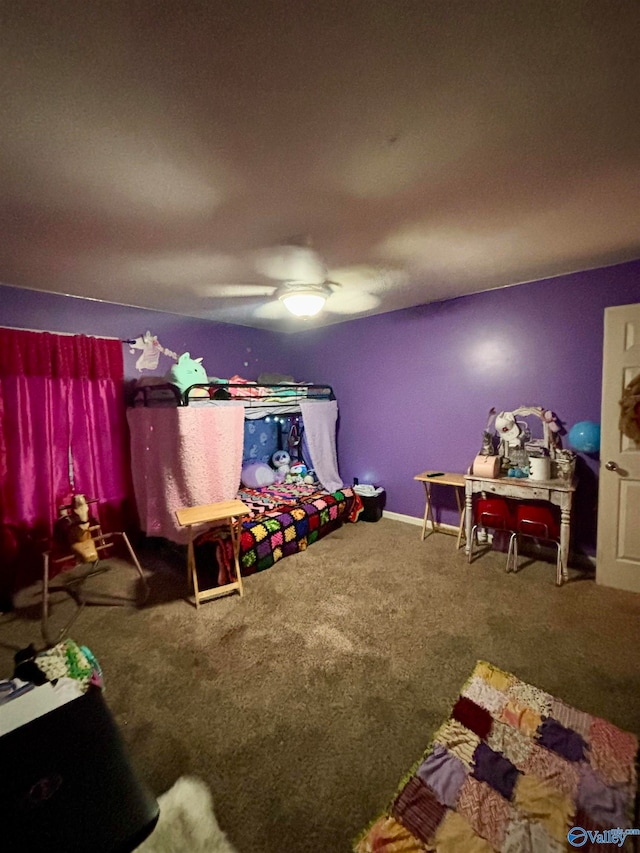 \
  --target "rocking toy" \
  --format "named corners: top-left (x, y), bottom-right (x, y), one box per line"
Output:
top-left (42, 496), bottom-right (148, 647)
